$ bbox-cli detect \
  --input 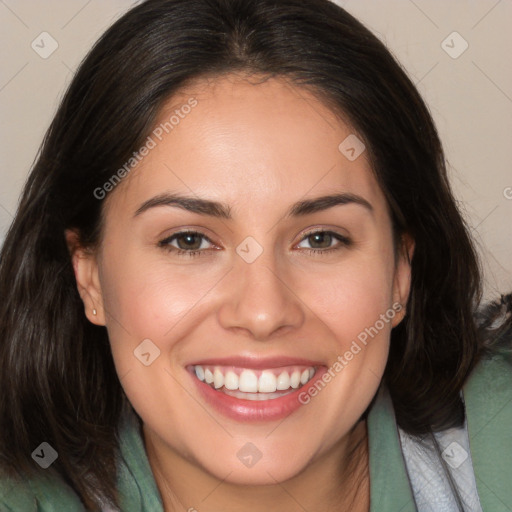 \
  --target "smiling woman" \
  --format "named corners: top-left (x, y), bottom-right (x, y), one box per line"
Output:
top-left (0, 1), bottom-right (511, 511)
